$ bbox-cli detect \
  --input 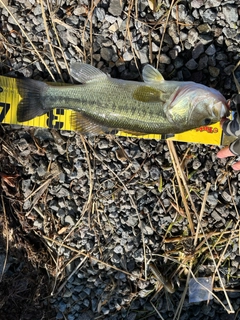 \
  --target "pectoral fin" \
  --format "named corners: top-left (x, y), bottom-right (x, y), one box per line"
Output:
top-left (142, 64), bottom-right (164, 84)
top-left (133, 86), bottom-right (164, 103)
top-left (70, 112), bottom-right (114, 135)
top-left (70, 63), bottom-right (109, 84)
